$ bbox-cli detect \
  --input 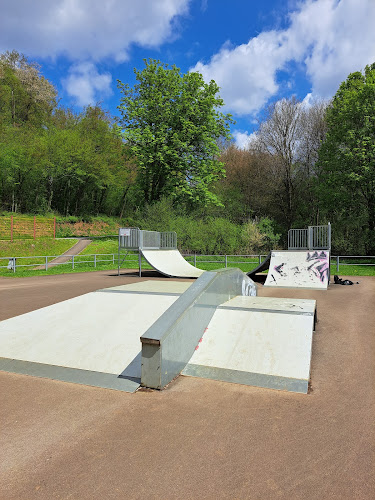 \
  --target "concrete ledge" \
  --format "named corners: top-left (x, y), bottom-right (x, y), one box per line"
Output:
top-left (0, 357), bottom-right (140, 393)
top-left (183, 364), bottom-right (309, 394)
top-left (140, 268), bottom-right (257, 389)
